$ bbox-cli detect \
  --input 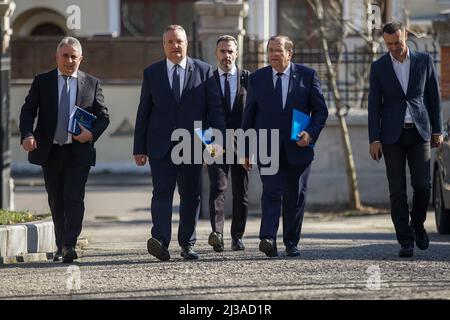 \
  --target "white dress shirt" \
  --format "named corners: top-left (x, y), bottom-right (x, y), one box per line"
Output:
top-left (167, 57), bottom-right (187, 98)
top-left (390, 48), bottom-right (413, 124)
top-left (55, 69), bottom-right (78, 144)
top-left (272, 63), bottom-right (291, 109)
top-left (218, 65), bottom-right (238, 110)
